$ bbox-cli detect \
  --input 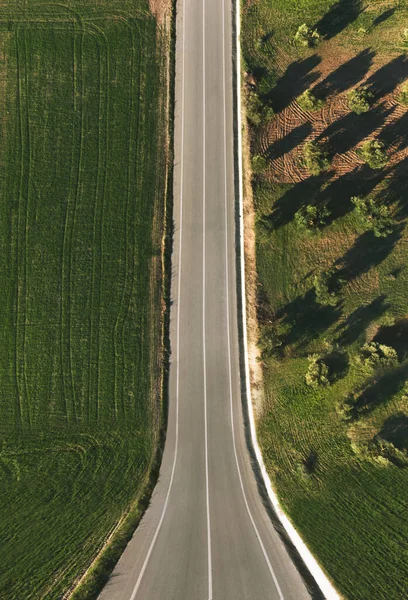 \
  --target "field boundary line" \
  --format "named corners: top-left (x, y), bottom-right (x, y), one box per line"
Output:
top-left (233, 1), bottom-right (341, 598)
